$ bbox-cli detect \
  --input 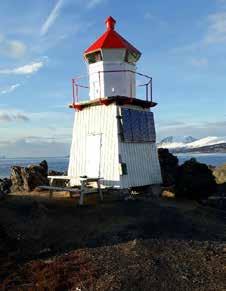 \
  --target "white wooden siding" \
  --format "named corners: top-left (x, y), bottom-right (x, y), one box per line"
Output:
top-left (68, 103), bottom-right (162, 188)
top-left (68, 104), bottom-right (120, 187)
top-left (119, 142), bottom-right (162, 188)
top-left (118, 105), bottom-right (162, 188)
